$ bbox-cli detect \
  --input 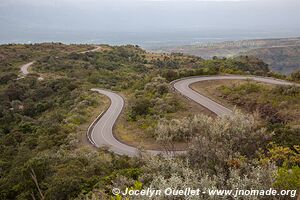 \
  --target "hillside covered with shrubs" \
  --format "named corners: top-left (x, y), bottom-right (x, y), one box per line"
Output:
top-left (0, 44), bottom-right (299, 199)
